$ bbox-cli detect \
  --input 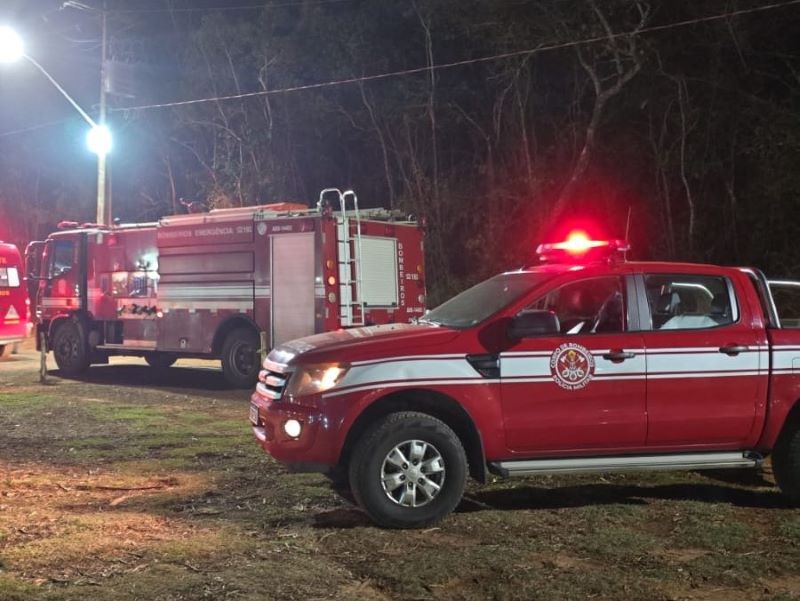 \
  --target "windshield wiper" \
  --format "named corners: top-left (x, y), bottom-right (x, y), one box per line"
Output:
top-left (416, 316), bottom-right (442, 327)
